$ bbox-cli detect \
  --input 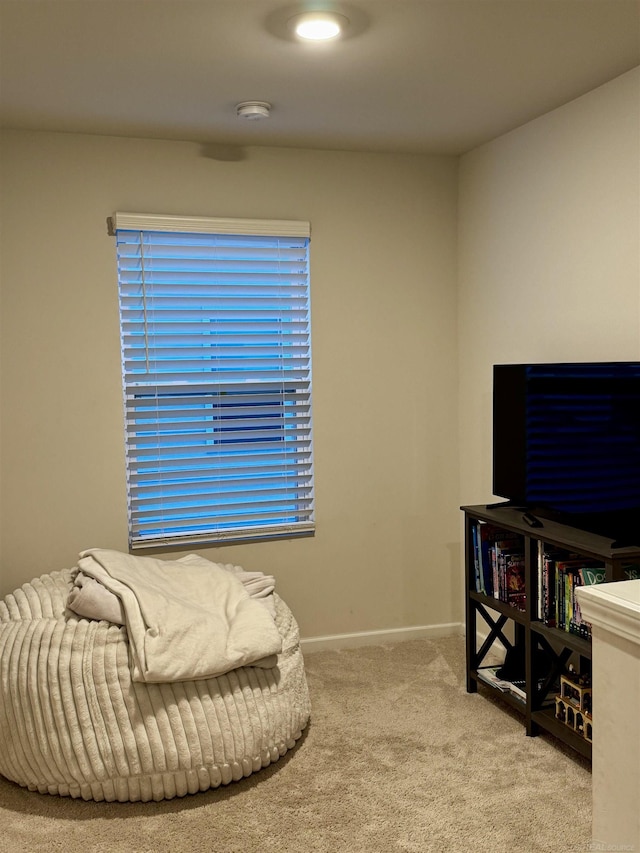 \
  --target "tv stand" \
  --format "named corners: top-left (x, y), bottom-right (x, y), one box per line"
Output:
top-left (462, 503), bottom-right (640, 759)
